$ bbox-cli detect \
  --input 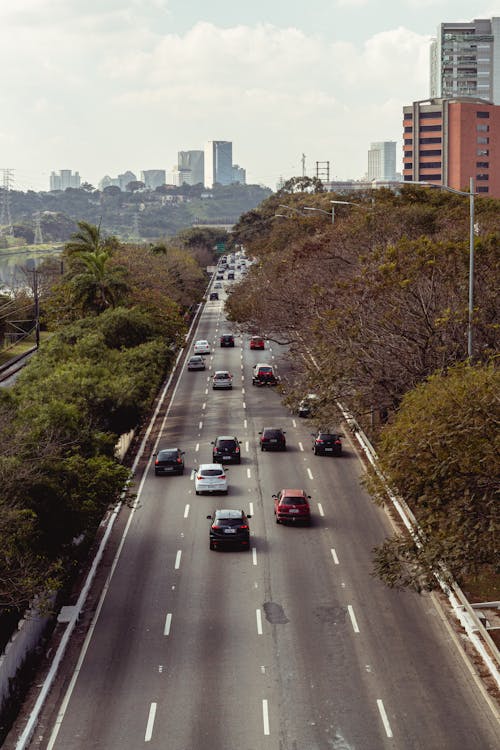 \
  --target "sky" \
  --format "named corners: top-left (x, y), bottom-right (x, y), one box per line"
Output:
top-left (0, 0), bottom-right (498, 192)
